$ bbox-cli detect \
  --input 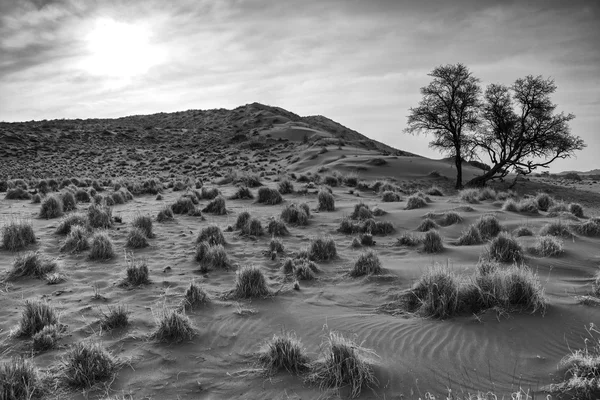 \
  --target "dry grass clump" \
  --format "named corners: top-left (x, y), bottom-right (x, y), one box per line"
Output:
top-left (456, 224), bottom-right (483, 246)
top-left (203, 195), bottom-right (227, 215)
top-left (257, 187), bottom-right (283, 205)
top-left (267, 219), bottom-right (289, 236)
top-left (32, 324), bottom-right (61, 351)
top-left (350, 250), bottom-right (382, 277)
top-left (381, 191), bottom-right (401, 202)
top-left (306, 331), bottom-right (377, 399)
top-left (87, 204), bottom-right (113, 229)
top-left (39, 195), bottom-right (64, 219)
top-left (196, 225), bottom-right (226, 246)
top-left (405, 195), bottom-right (427, 210)
top-left (425, 186), bottom-right (444, 196)
top-left (360, 233), bottom-right (375, 246)
top-left (513, 226), bottom-right (534, 237)
top-left (55, 213), bottom-right (89, 234)
top-left (75, 189), bottom-right (91, 203)
top-left (5, 187), bottom-right (32, 200)
top-left (532, 235), bottom-right (564, 257)
top-left (131, 214), bottom-right (153, 238)
top-left (152, 308), bottom-right (195, 342)
top-left (548, 202), bottom-right (569, 215)
top-left (402, 266), bottom-right (461, 318)
top-left (307, 236), bottom-right (337, 261)
top-left (295, 261), bottom-right (317, 280)
top-left (16, 299), bottom-right (59, 337)
top-left (31, 194), bottom-right (41, 204)
top-left (422, 230), bottom-right (443, 253)
top-left (281, 203), bottom-right (310, 226)
top-left (0, 357), bottom-right (43, 399)
top-left (517, 199), bottom-right (539, 214)
top-left (459, 188), bottom-right (480, 204)
top-left (241, 217), bottom-right (264, 236)
top-left (539, 221), bottom-right (573, 238)
top-left (277, 179), bottom-right (294, 194)
top-left (122, 256), bottom-right (150, 286)
top-left (476, 214), bottom-right (502, 239)
top-left (230, 265), bottom-right (272, 298)
top-left (99, 305), bottom-right (129, 330)
top-left (8, 251), bottom-right (57, 280)
top-left (230, 186), bottom-right (254, 200)
top-left (535, 192), bottom-right (554, 211)
top-left (156, 205), bottom-right (174, 222)
top-left (61, 341), bottom-right (118, 388)
top-left (434, 211), bottom-right (463, 226)
top-left (111, 191), bottom-right (125, 205)
top-left (201, 186), bottom-right (220, 200)
top-left (416, 218), bottom-right (438, 232)
top-left (181, 282), bottom-right (209, 309)
top-left (89, 231), bottom-right (115, 260)
top-left (269, 238), bottom-right (285, 254)
top-left (350, 203), bottom-right (373, 220)
top-left (126, 227), bottom-right (149, 248)
top-left (258, 332), bottom-right (309, 375)
top-left (569, 202), bottom-right (584, 218)
top-left (195, 242), bottom-right (229, 271)
top-left (396, 232), bottom-right (422, 247)
top-left (1, 219), bottom-right (36, 251)
top-left (318, 190), bottom-right (335, 211)
top-left (171, 196), bottom-right (196, 214)
top-left (574, 219), bottom-right (600, 236)
top-left (487, 232), bottom-right (523, 263)
top-left (235, 211), bottom-right (251, 230)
